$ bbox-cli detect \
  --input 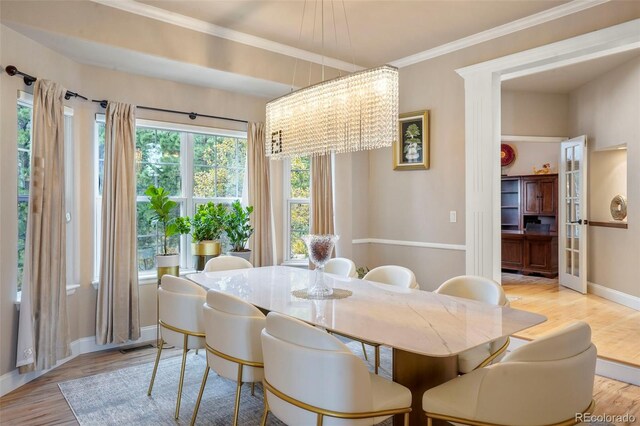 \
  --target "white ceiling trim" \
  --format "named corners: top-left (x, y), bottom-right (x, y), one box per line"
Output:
top-left (389, 0), bottom-right (610, 68)
top-left (90, 0), bottom-right (363, 73)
